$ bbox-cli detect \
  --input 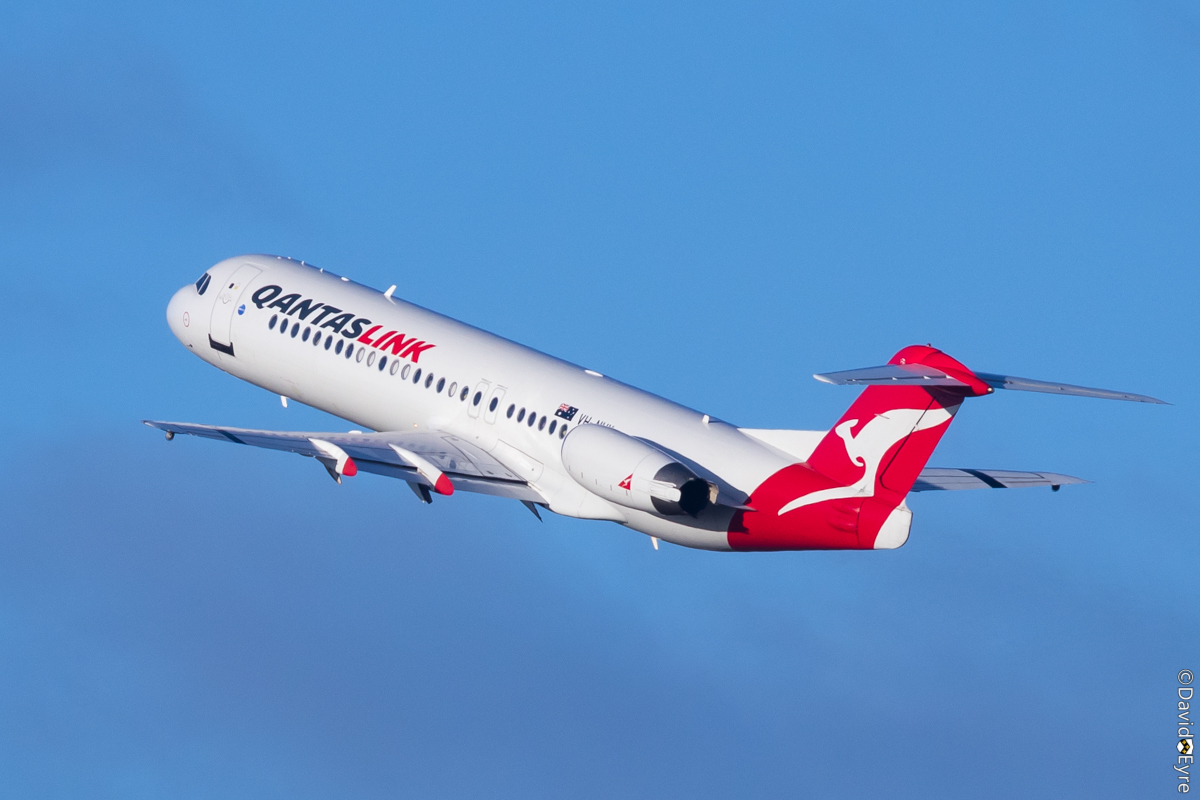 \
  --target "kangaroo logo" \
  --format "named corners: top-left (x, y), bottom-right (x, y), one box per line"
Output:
top-left (777, 407), bottom-right (953, 516)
